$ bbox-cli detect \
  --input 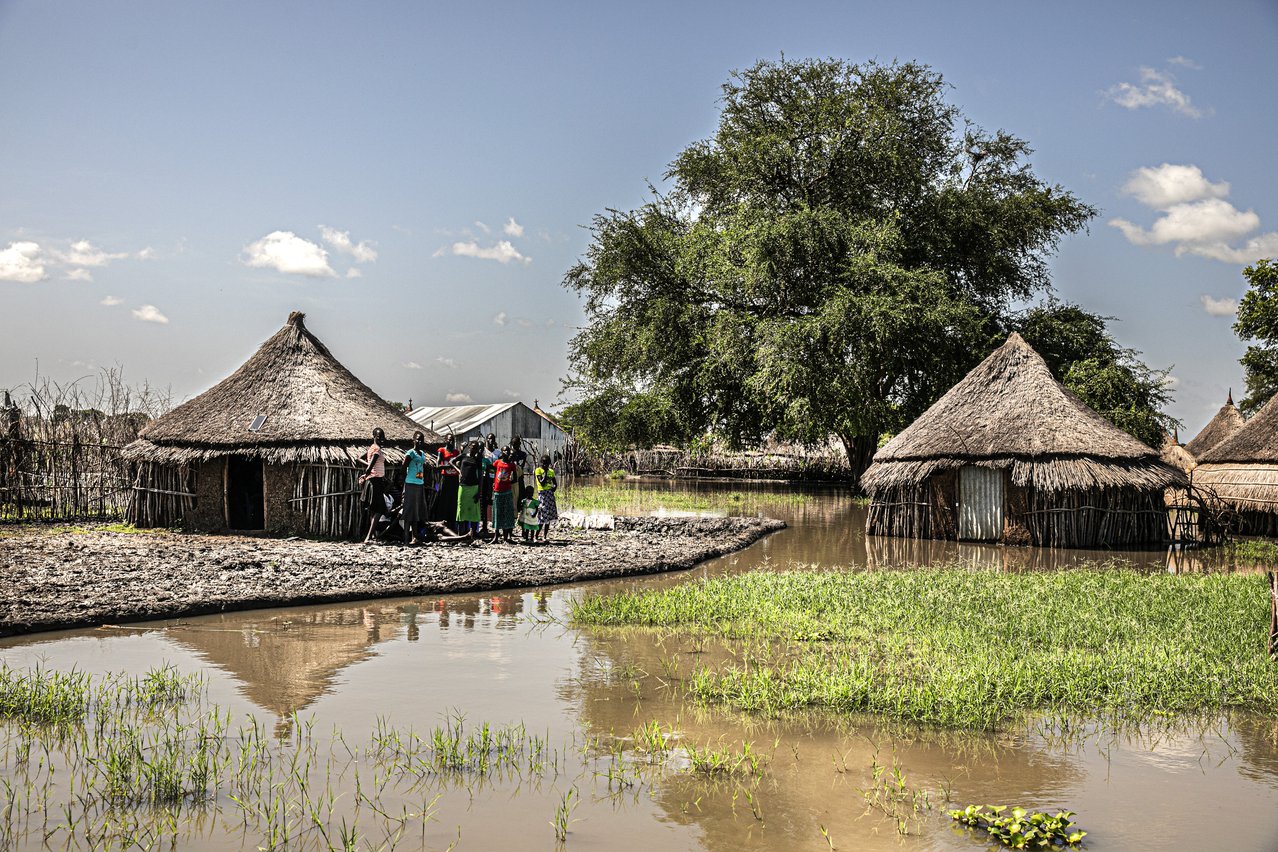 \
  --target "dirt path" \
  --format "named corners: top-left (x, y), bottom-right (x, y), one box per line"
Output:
top-left (0, 517), bottom-right (784, 637)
